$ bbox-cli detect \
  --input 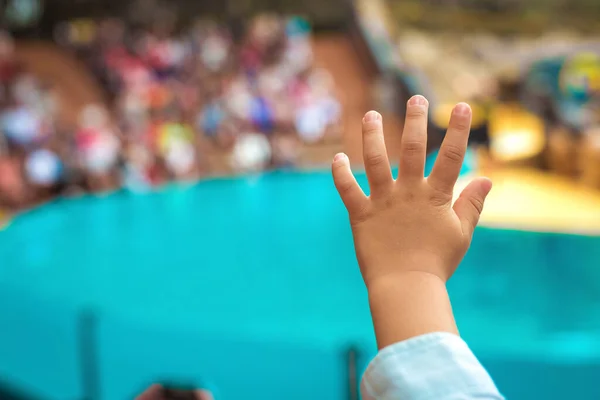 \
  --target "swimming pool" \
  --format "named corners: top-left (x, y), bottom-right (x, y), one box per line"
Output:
top-left (0, 168), bottom-right (599, 400)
